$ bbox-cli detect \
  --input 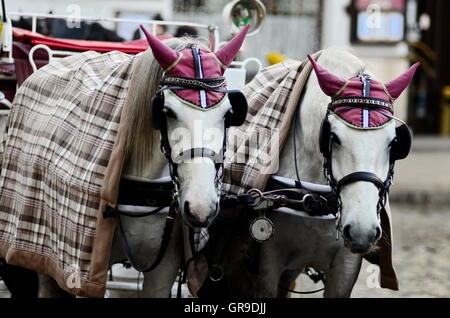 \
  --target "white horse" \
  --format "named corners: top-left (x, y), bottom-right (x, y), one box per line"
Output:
top-left (38, 26), bottom-right (250, 298)
top-left (206, 47), bottom-right (418, 298)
